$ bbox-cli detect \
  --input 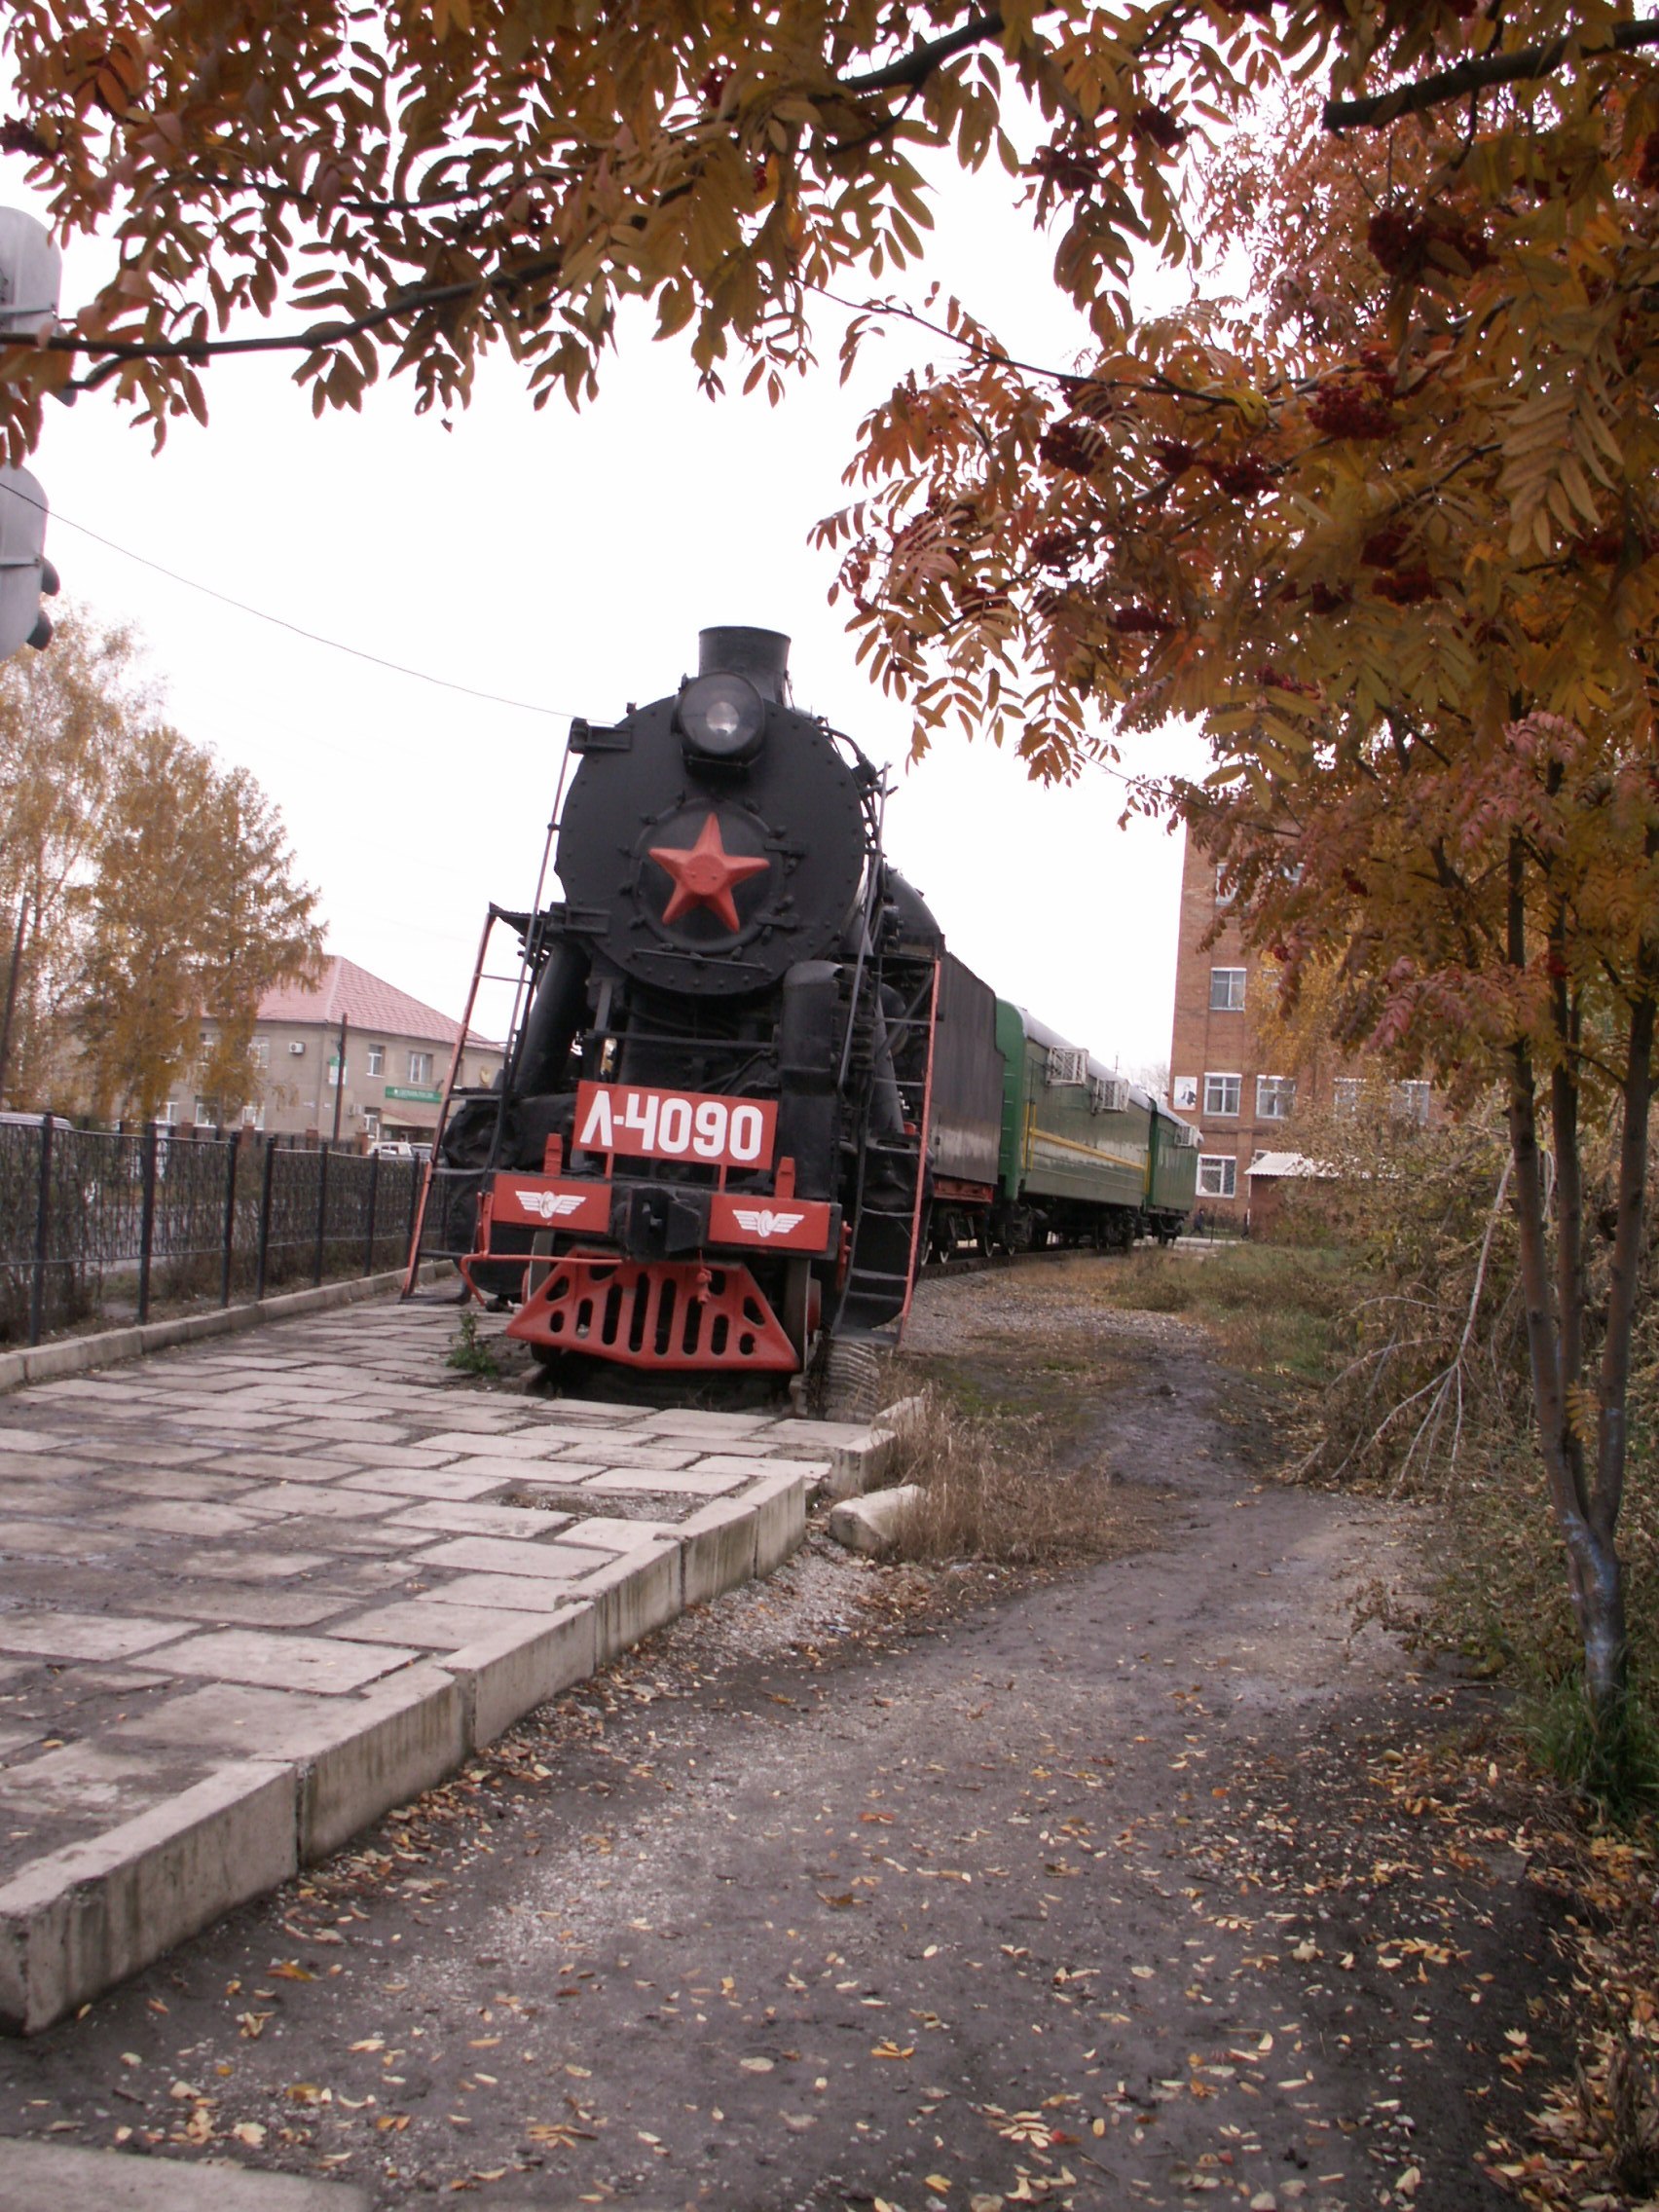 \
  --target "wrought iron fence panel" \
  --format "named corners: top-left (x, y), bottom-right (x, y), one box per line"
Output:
top-left (0, 1119), bottom-right (426, 1346)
